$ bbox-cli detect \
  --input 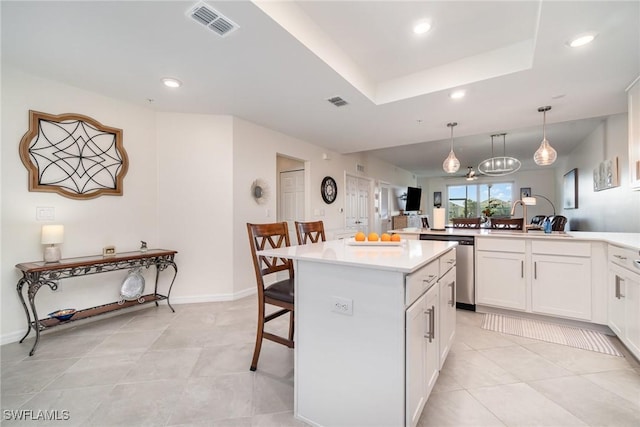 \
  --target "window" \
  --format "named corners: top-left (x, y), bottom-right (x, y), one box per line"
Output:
top-left (446, 182), bottom-right (514, 222)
